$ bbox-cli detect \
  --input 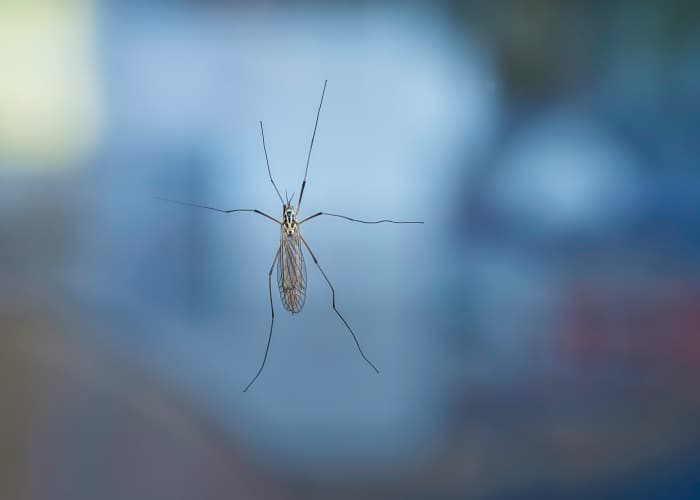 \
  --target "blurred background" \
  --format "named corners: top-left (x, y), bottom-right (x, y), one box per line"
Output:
top-left (1, 1), bottom-right (699, 499)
